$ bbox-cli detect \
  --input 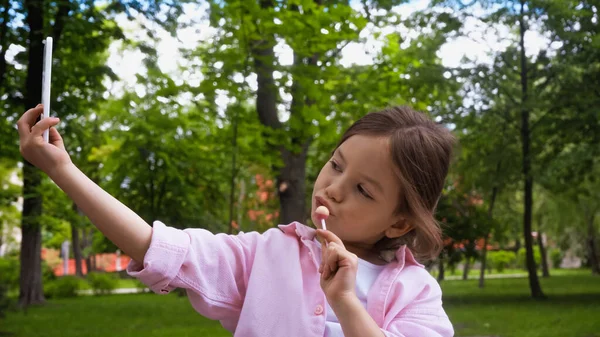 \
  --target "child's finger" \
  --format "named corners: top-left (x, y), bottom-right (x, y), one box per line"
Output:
top-left (320, 234), bottom-right (328, 267)
top-left (316, 229), bottom-right (344, 248)
top-left (321, 243), bottom-right (330, 272)
top-left (16, 105), bottom-right (43, 138)
top-left (31, 117), bottom-right (60, 137)
top-left (49, 127), bottom-right (65, 151)
top-left (325, 243), bottom-right (340, 274)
